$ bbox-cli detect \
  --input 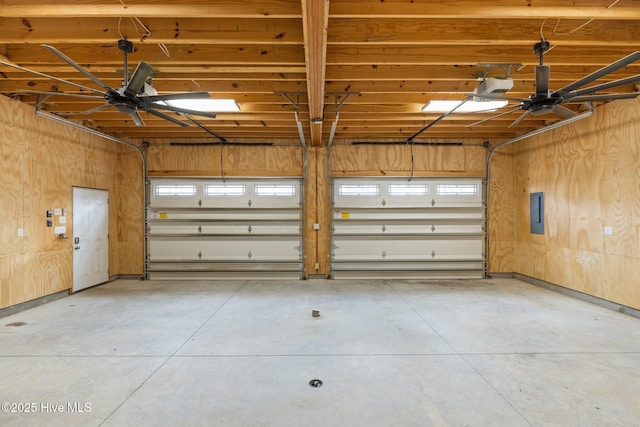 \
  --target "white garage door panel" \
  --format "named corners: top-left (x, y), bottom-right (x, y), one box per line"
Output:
top-left (149, 222), bottom-right (300, 235)
top-left (333, 223), bottom-right (482, 235)
top-left (331, 178), bottom-right (485, 279)
top-left (150, 239), bottom-right (301, 261)
top-left (149, 209), bottom-right (299, 221)
top-left (147, 178), bottom-right (303, 279)
top-left (333, 238), bottom-right (483, 260)
top-left (333, 209), bottom-right (482, 220)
